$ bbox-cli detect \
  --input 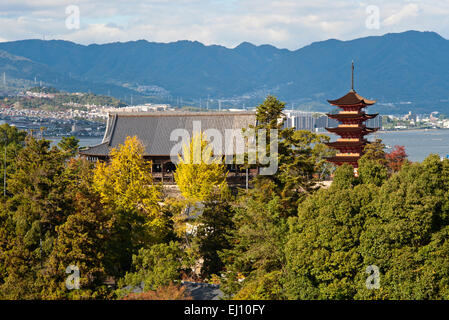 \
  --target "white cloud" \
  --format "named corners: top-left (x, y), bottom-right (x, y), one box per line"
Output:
top-left (383, 3), bottom-right (420, 27)
top-left (0, 0), bottom-right (449, 49)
